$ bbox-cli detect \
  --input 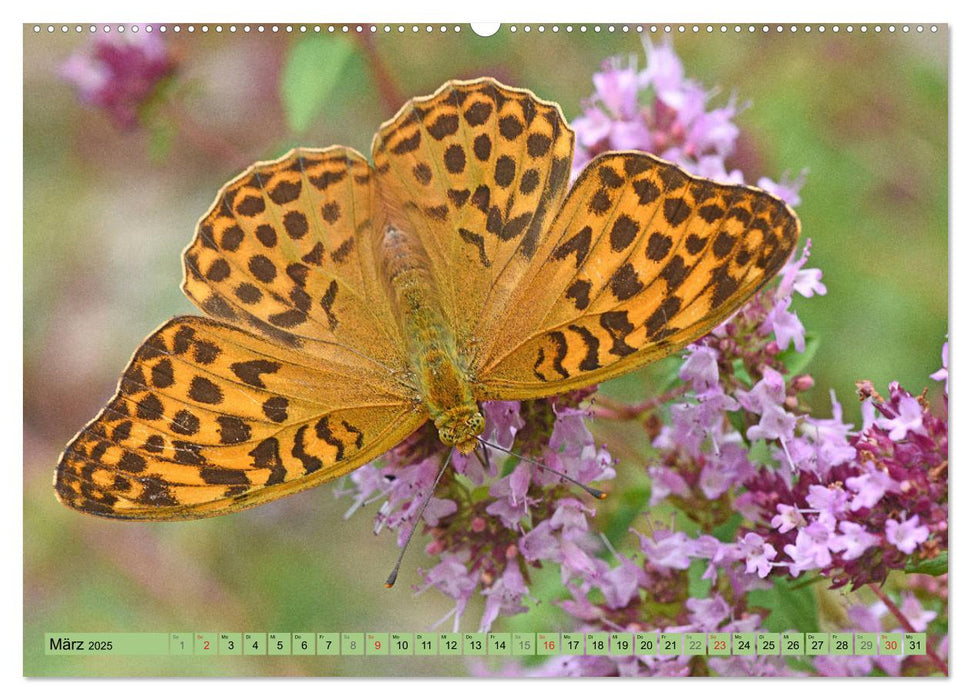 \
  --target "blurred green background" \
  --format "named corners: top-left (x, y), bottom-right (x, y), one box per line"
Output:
top-left (23, 25), bottom-right (947, 676)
